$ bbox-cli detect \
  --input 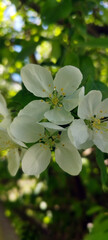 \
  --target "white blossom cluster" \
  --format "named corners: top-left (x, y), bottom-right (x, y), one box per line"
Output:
top-left (0, 64), bottom-right (108, 177)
